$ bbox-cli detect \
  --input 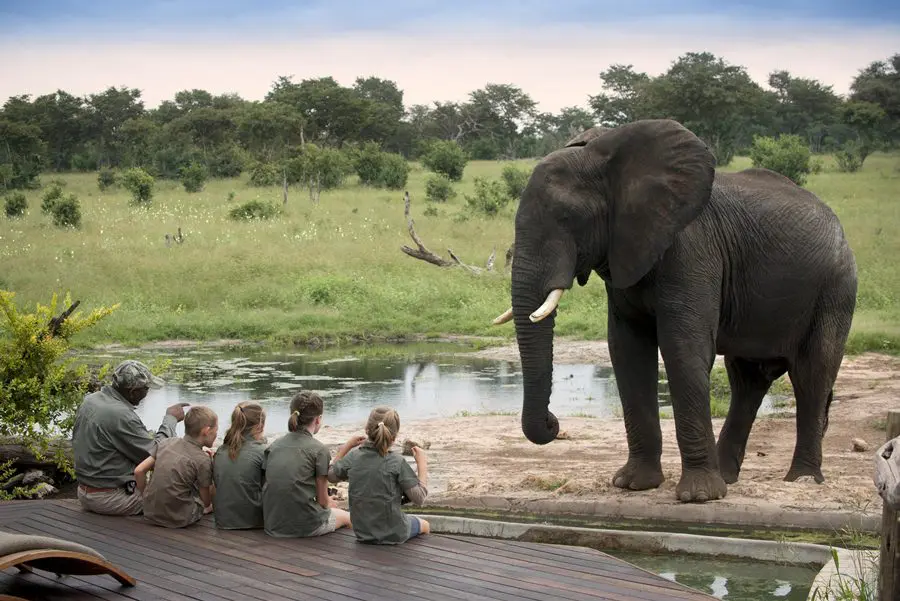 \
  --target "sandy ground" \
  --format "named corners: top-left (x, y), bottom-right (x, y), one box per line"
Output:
top-left (315, 340), bottom-right (899, 515)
